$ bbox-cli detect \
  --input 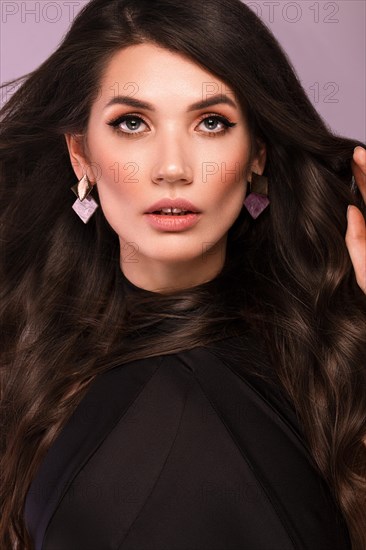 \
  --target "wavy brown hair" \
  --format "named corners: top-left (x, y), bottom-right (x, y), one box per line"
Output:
top-left (1, 0), bottom-right (366, 548)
